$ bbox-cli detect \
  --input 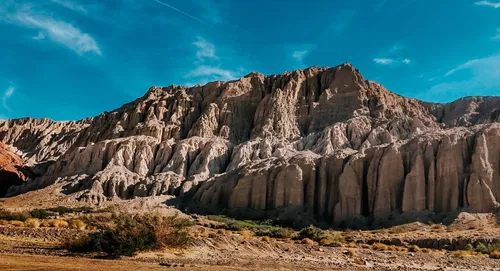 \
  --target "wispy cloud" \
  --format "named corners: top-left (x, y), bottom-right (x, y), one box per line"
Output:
top-left (2, 86), bottom-right (15, 112)
top-left (475, 1), bottom-right (500, 8)
top-left (373, 58), bottom-right (395, 65)
top-left (152, 0), bottom-right (212, 27)
top-left (421, 55), bottom-right (500, 102)
top-left (2, 5), bottom-right (101, 55)
top-left (187, 65), bottom-right (237, 82)
top-left (193, 36), bottom-right (218, 62)
top-left (50, 0), bottom-right (87, 14)
top-left (185, 36), bottom-right (242, 85)
top-left (492, 28), bottom-right (500, 39)
top-left (32, 31), bottom-right (45, 40)
top-left (292, 50), bottom-right (308, 62)
top-left (373, 58), bottom-right (411, 65)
